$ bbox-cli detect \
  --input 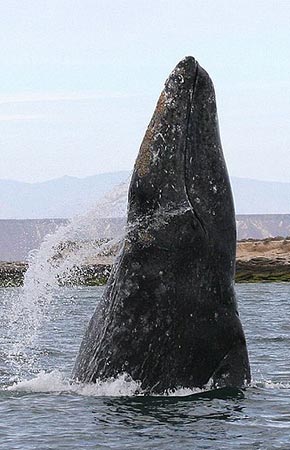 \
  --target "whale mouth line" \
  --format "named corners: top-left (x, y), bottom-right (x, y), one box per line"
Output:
top-left (183, 63), bottom-right (207, 236)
